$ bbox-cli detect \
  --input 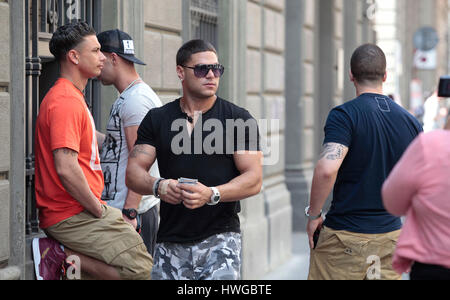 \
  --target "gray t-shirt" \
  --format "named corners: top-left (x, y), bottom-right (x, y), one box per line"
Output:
top-left (100, 82), bottom-right (162, 213)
